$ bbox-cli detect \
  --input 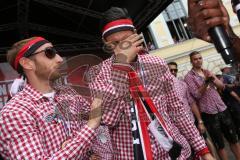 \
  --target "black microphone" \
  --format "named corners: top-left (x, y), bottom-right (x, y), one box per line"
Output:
top-left (208, 26), bottom-right (235, 64)
top-left (232, 0), bottom-right (240, 21)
